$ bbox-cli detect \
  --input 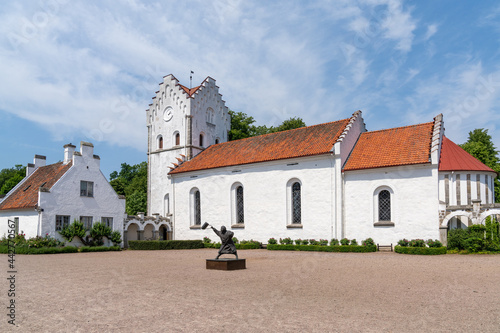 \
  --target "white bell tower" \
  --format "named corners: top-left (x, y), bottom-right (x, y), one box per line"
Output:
top-left (146, 74), bottom-right (231, 216)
